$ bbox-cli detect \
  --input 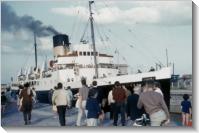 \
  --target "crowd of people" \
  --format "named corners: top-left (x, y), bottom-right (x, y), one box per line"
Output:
top-left (50, 79), bottom-right (171, 127)
top-left (1, 79), bottom-right (192, 127)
